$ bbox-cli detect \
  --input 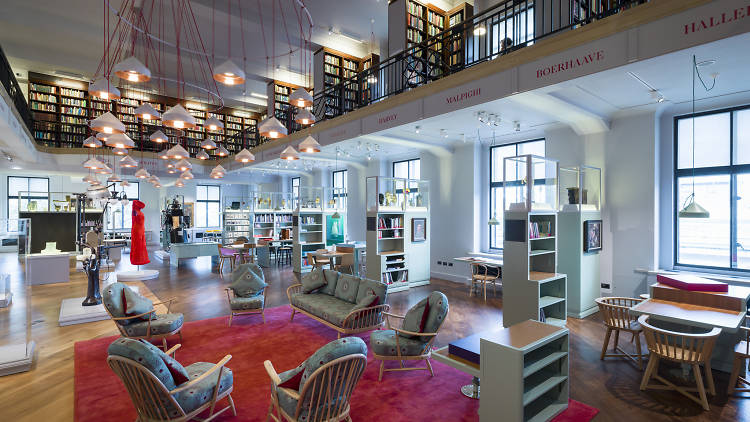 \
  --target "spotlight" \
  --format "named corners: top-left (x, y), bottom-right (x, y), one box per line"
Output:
top-left (440, 129), bottom-right (448, 138)
top-left (415, 126), bottom-right (420, 134)
top-left (514, 121), bottom-right (521, 132)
